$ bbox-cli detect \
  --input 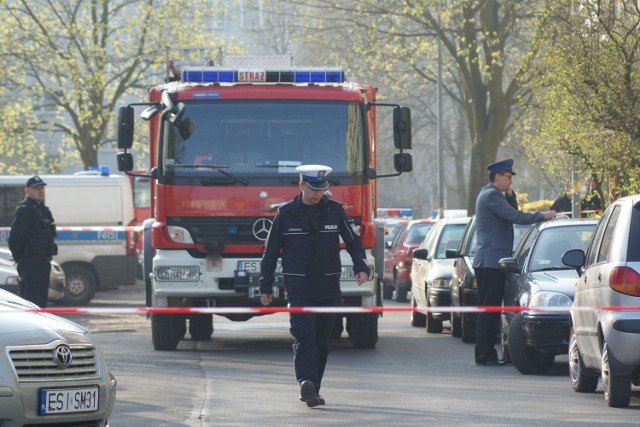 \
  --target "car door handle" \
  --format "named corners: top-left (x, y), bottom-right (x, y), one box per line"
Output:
top-left (598, 272), bottom-right (602, 282)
